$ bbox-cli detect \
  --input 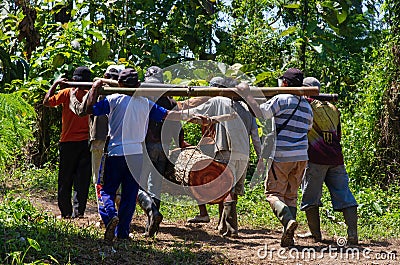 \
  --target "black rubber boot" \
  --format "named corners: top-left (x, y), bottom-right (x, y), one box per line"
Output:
top-left (137, 190), bottom-right (163, 237)
top-left (289, 206), bottom-right (297, 219)
top-left (217, 201), bottom-right (238, 238)
top-left (216, 202), bottom-right (224, 230)
top-left (298, 207), bottom-right (322, 242)
top-left (152, 197), bottom-right (161, 211)
top-left (343, 206), bottom-right (358, 245)
top-left (271, 201), bottom-right (298, 247)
